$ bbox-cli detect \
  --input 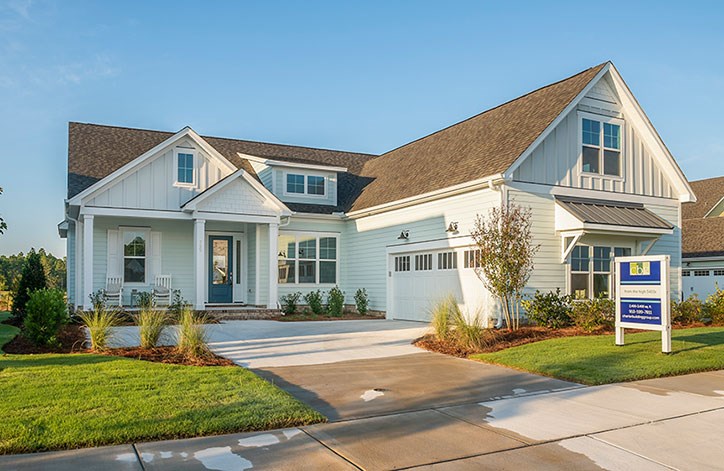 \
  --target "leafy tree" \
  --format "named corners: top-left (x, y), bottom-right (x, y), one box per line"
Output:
top-left (0, 187), bottom-right (6, 235)
top-left (12, 250), bottom-right (48, 321)
top-left (471, 203), bottom-right (539, 331)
